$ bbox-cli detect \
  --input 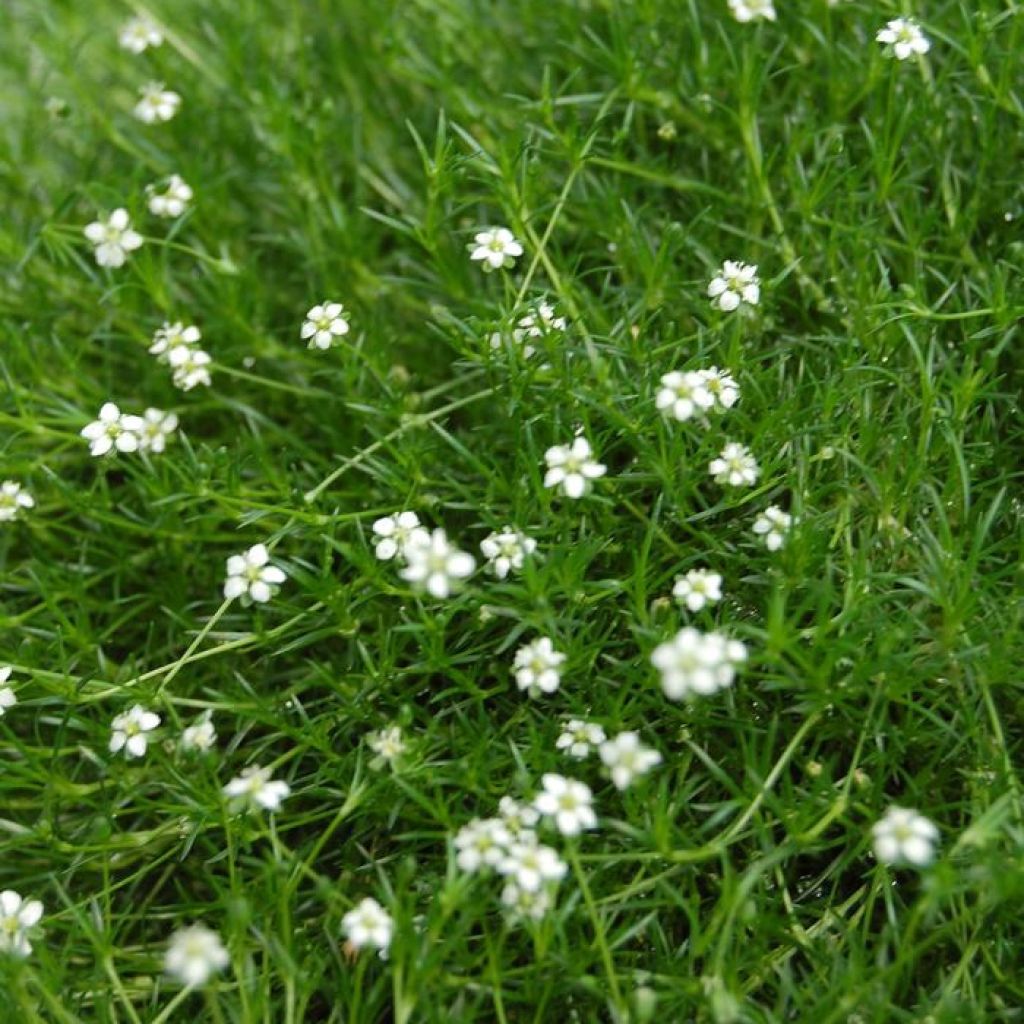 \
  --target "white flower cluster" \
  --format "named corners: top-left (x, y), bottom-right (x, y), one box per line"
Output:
top-left (81, 403), bottom-right (178, 458)
top-left (480, 526), bottom-right (537, 579)
top-left (657, 366), bottom-right (739, 423)
top-left (490, 299), bottom-right (568, 359)
top-left (372, 512), bottom-right (476, 598)
top-left (149, 321), bottom-right (213, 391)
top-left (651, 627), bottom-right (748, 700)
